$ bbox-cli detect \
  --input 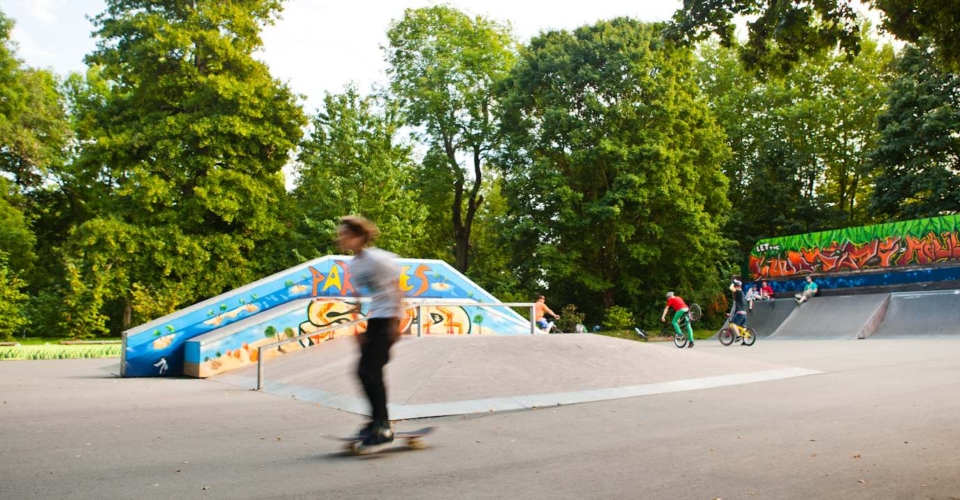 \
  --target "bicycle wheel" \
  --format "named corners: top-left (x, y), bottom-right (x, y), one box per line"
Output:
top-left (672, 322), bottom-right (688, 348)
top-left (687, 304), bottom-right (702, 322)
top-left (742, 327), bottom-right (757, 346)
top-left (718, 327), bottom-right (734, 346)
